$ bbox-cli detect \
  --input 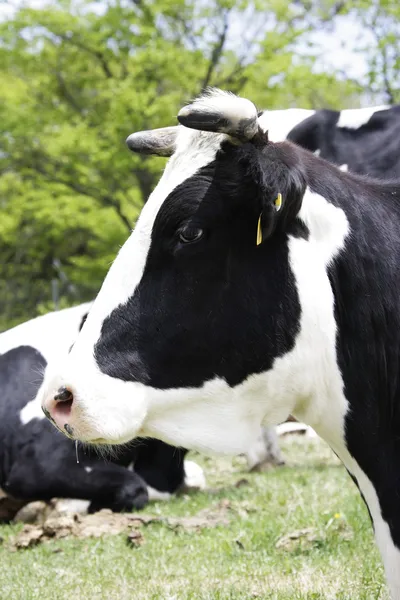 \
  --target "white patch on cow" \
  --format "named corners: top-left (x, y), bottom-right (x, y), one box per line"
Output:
top-left (183, 460), bottom-right (206, 490)
top-left (258, 109), bottom-right (315, 142)
top-left (147, 486), bottom-right (172, 502)
top-left (276, 422), bottom-right (317, 437)
top-left (337, 105), bottom-right (388, 130)
top-left (290, 189), bottom-right (350, 443)
top-left (0, 302), bottom-right (92, 359)
top-left (180, 88), bottom-right (258, 137)
top-left (245, 428), bottom-right (270, 470)
top-left (20, 398), bottom-right (46, 425)
top-left (245, 426), bottom-right (283, 470)
top-left (54, 498), bottom-right (90, 515)
top-left (84, 466), bottom-right (92, 474)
